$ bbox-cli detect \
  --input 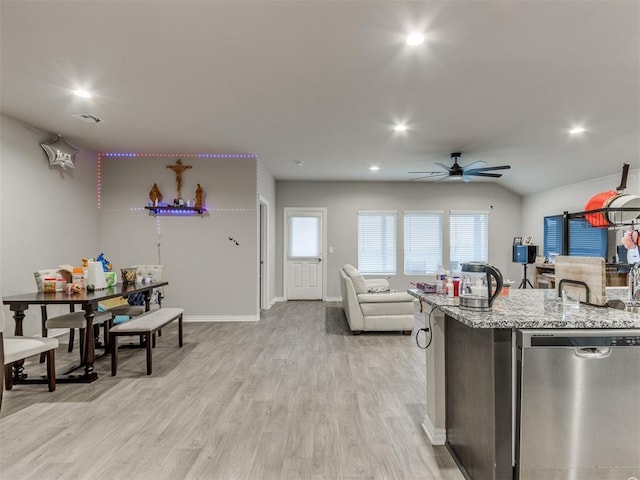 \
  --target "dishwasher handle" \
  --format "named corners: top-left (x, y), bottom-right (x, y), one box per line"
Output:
top-left (574, 347), bottom-right (612, 359)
